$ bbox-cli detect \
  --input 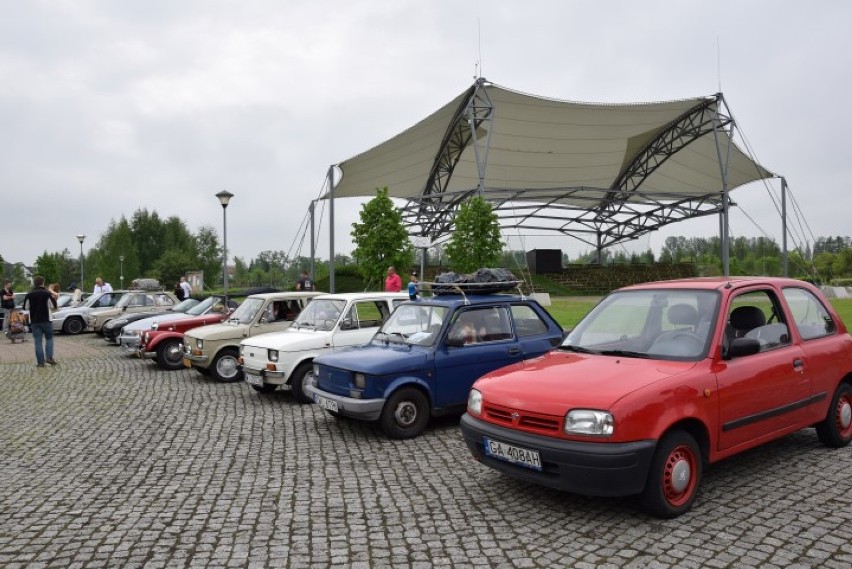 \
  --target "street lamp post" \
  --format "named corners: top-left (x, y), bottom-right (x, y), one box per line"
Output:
top-left (119, 255), bottom-right (125, 289)
top-left (76, 234), bottom-right (86, 290)
top-left (215, 190), bottom-right (234, 300)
